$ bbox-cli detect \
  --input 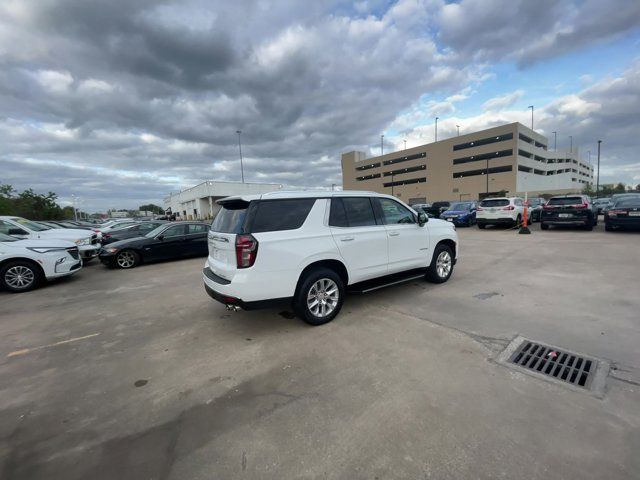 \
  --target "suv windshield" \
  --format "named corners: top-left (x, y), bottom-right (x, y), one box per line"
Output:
top-left (0, 233), bottom-right (18, 242)
top-left (548, 197), bottom-right (583, 206)
top-left (13, 218), bottom-right (50, 231)
top-left (432, 202), bottom-right (449, 208)
top-left (449, 202), bottom-right (474, 211)
top-left (615, 197), bottom-right (640, 207)
top-left (480, 199), bottom-right (509, 207)
top-left (211, 200), bottom-right (249, 233)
